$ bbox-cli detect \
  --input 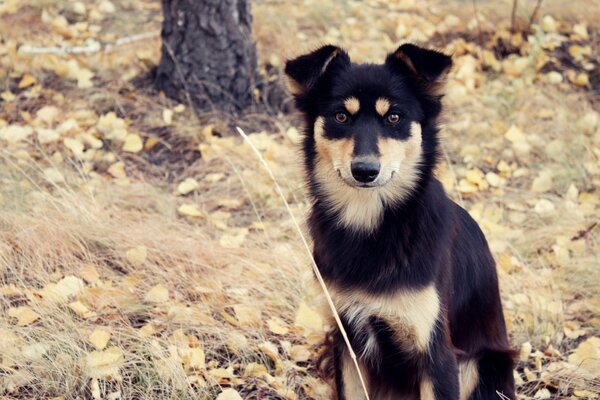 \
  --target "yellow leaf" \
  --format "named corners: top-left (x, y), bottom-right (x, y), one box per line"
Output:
top-left (69, 301), bottom-right (92, 317)
top-left (541, 15), bottom-right (558, 33)
top-left (290, 345), bottom-right (311, 362)
top-left (122, 134), bottom-right (143, 153)
top-left (63, 137), bottom-right (84, 157)
top-left (519, 342), bottom-right (532, 361)
top-left (216, 388), bottom-right (242, 400)
top-left (176, 178), bottom-right (199, 195)
top-left (295, 302), bottom-right (323, 332)
top-left (233, 304), bottom-right (261, 326)
top-left (182, 347), bottom-right (205, 370)
top-left (217, 198), bottom-right (244, 210)
top-left (534, 199), bottom-right (555, 215)
top-left (531, 171), bottom-right (553, 193)
top-left (55, 275), bottom-right (85, 297)
top-left (568, 337), bottom-right (600, 374)
top-left (219, 228), bottom-right (248, 248)
top-left (108, 161), bottom-right (126, 178)
top-left (18, 73), bottom-right (37, 89)
top-left (86, 346), bottom-right (124, 379)
top-left (144, 284), bottom-right (169, 303)
top-left (572, 23), bottom-right (588, 39)
top-left (177, 204), bottom-right (203, 217)
top-left (244, 362), bottom-right (268, 377)
top-left (126, 246), bottom-right (147, 267)
top-left (89, 329), bottom-right (111, 350)
top-left (504, 125), bottom-right (526, 143)
top-left (162, 109), bottom-right (173, 125)
top-left (8, 306), bottom-right (40, 326)
top-left (0, 124), bottom-right (33, 143)
top-left (267, 317), bottom-right (289, 335)
top-left (79, 265), bottom-right (100, 283)
top-left (43, 167), bottom-right (65, 184)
